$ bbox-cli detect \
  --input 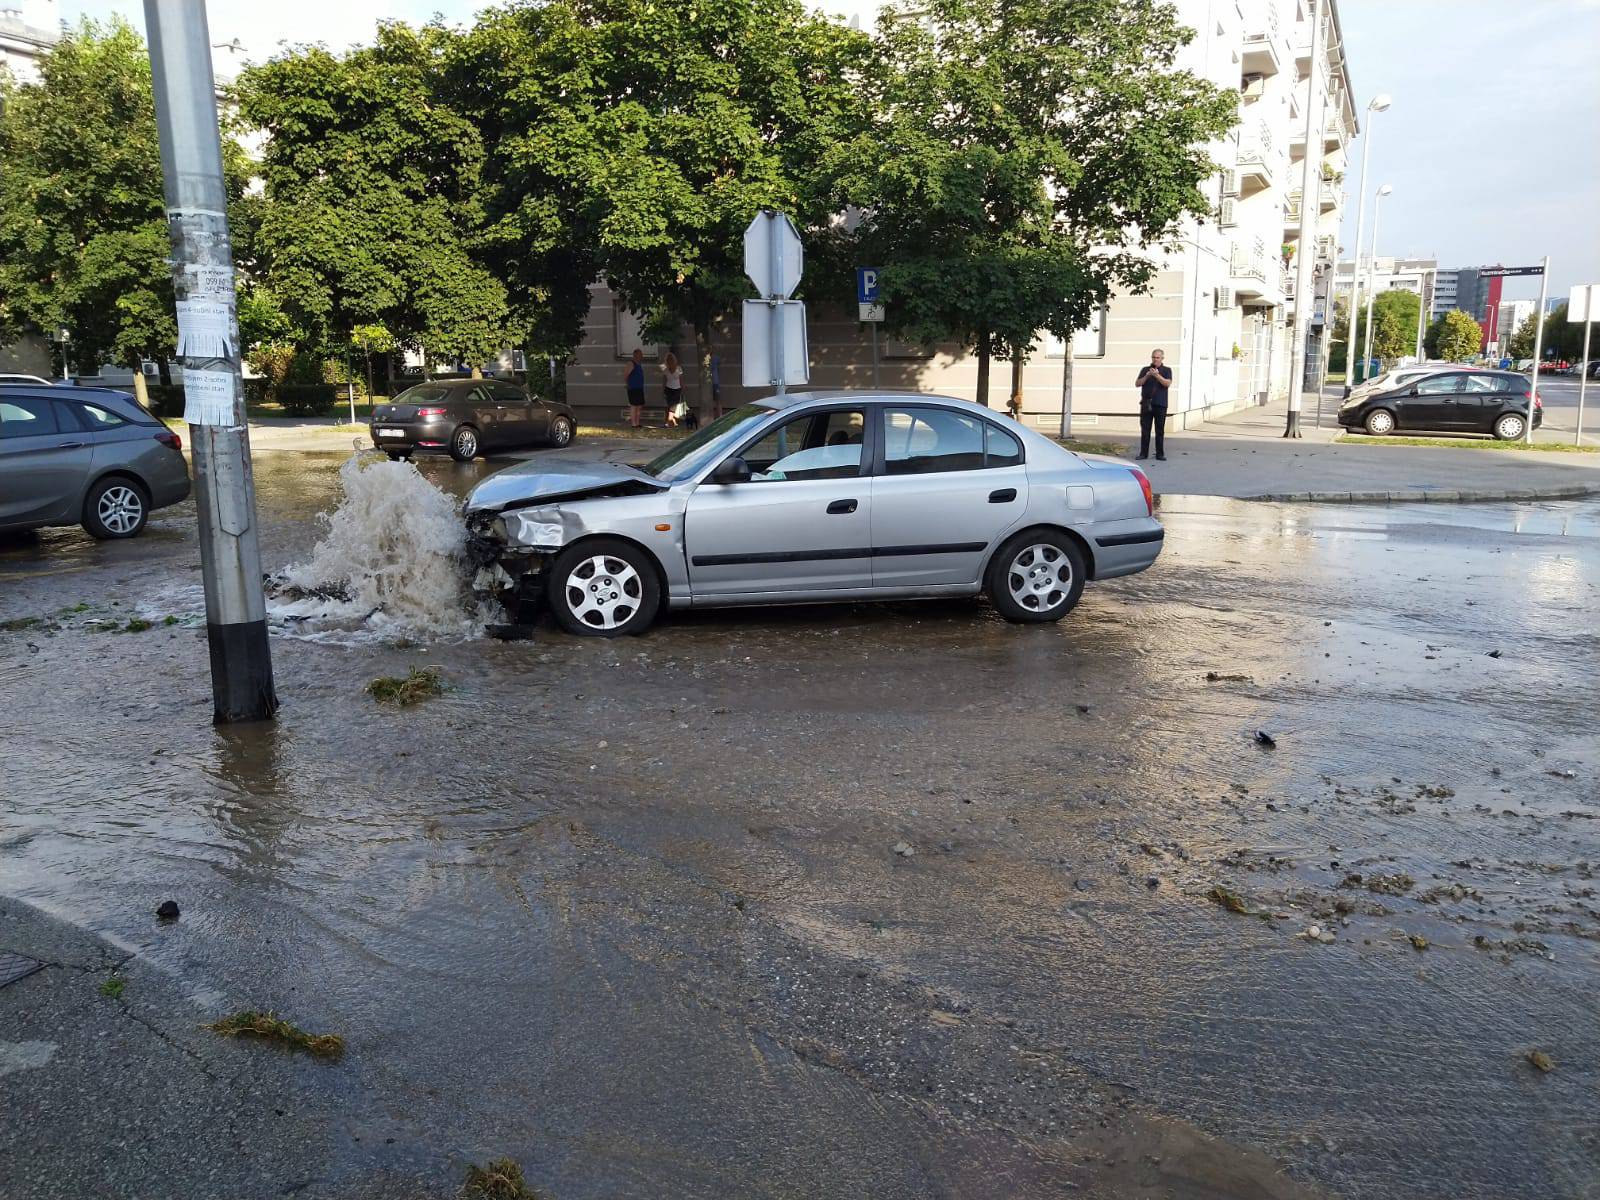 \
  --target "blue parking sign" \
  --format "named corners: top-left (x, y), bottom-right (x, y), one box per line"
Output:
top-left (856, 267), bottom-right (880, 304)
